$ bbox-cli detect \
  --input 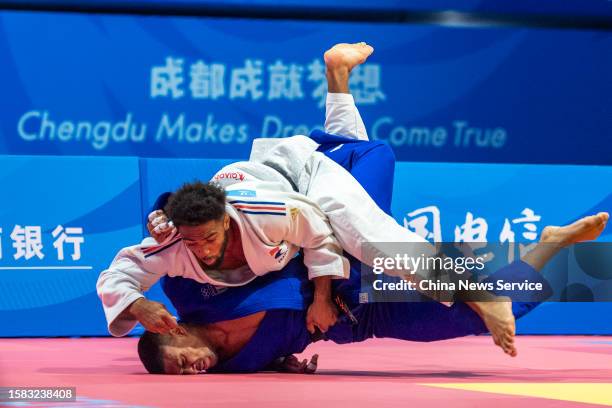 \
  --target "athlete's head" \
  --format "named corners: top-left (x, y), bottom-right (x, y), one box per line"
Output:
top-left (164, 181), bottom-right (230, 269)
top-left (138, 324), bottom-right (219, 375)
